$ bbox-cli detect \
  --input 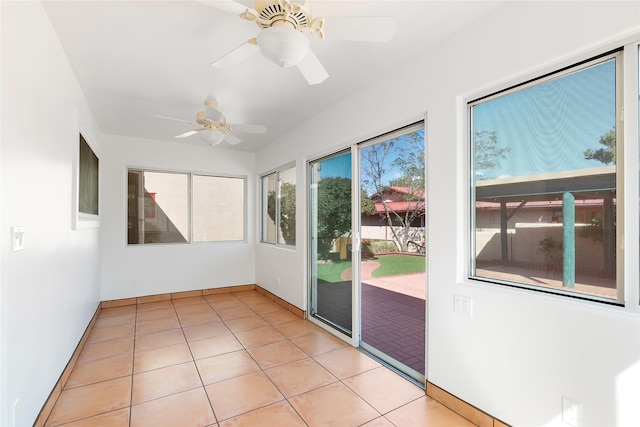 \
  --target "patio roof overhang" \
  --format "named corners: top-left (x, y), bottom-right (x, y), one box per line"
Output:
top-left (475, 166), bottom-right (616, 203)
top-left (473, 166), bottom-right (617, 283)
